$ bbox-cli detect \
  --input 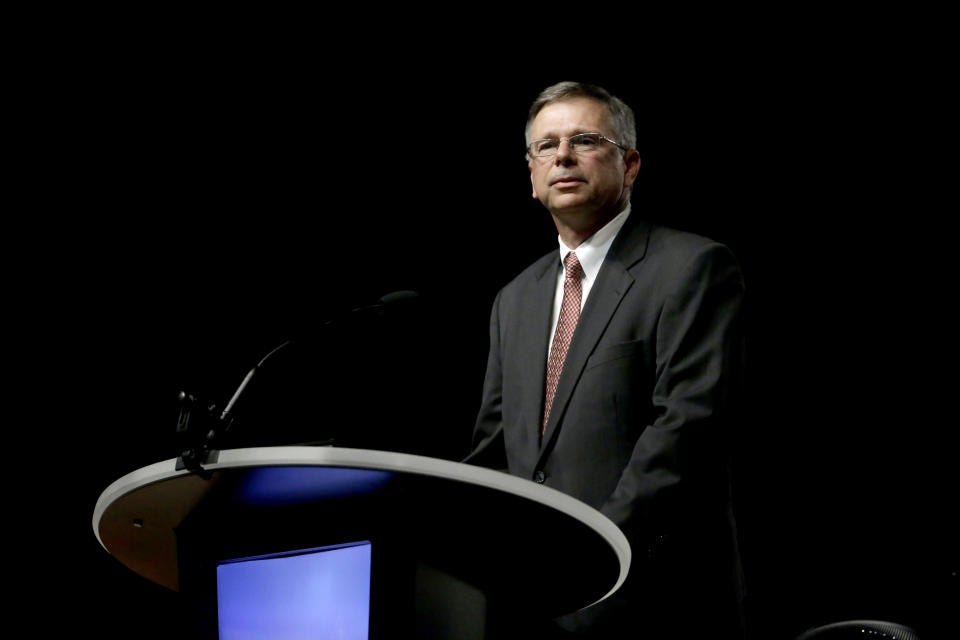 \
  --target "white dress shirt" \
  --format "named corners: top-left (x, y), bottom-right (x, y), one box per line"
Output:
top-left (547, 204), bottom-right (632, 360)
